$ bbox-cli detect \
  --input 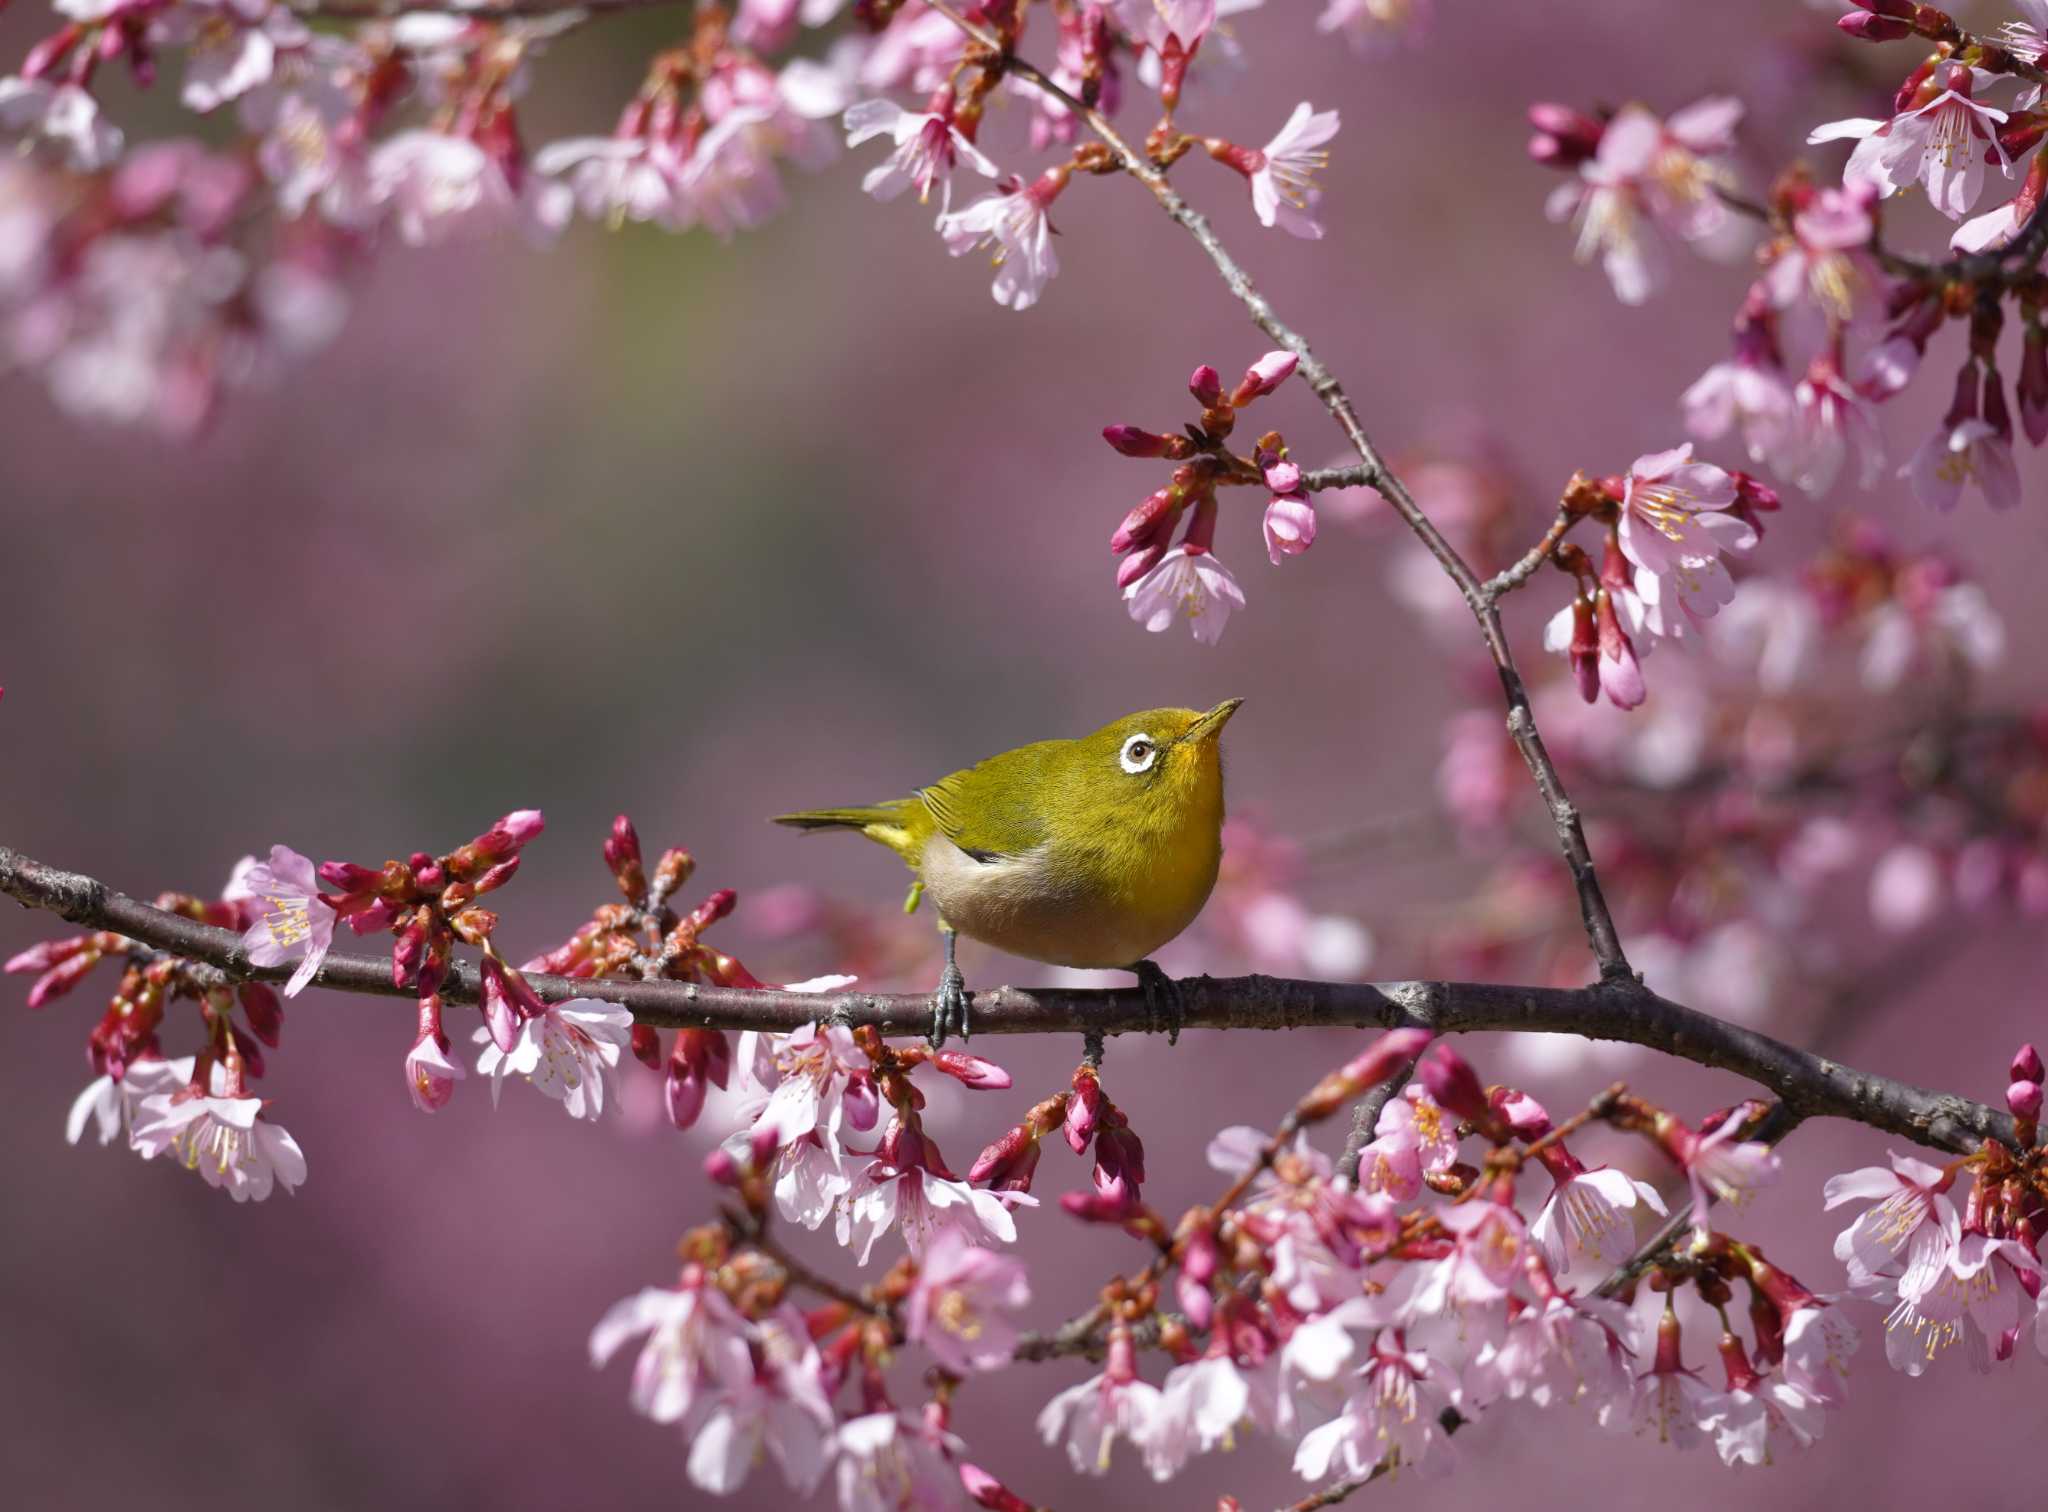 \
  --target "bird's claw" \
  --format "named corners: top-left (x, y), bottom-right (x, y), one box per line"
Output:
top-left (1131, 959), bottom-right (1186, 1045)
top-left (930, 962), bottom-right (971, 1048)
